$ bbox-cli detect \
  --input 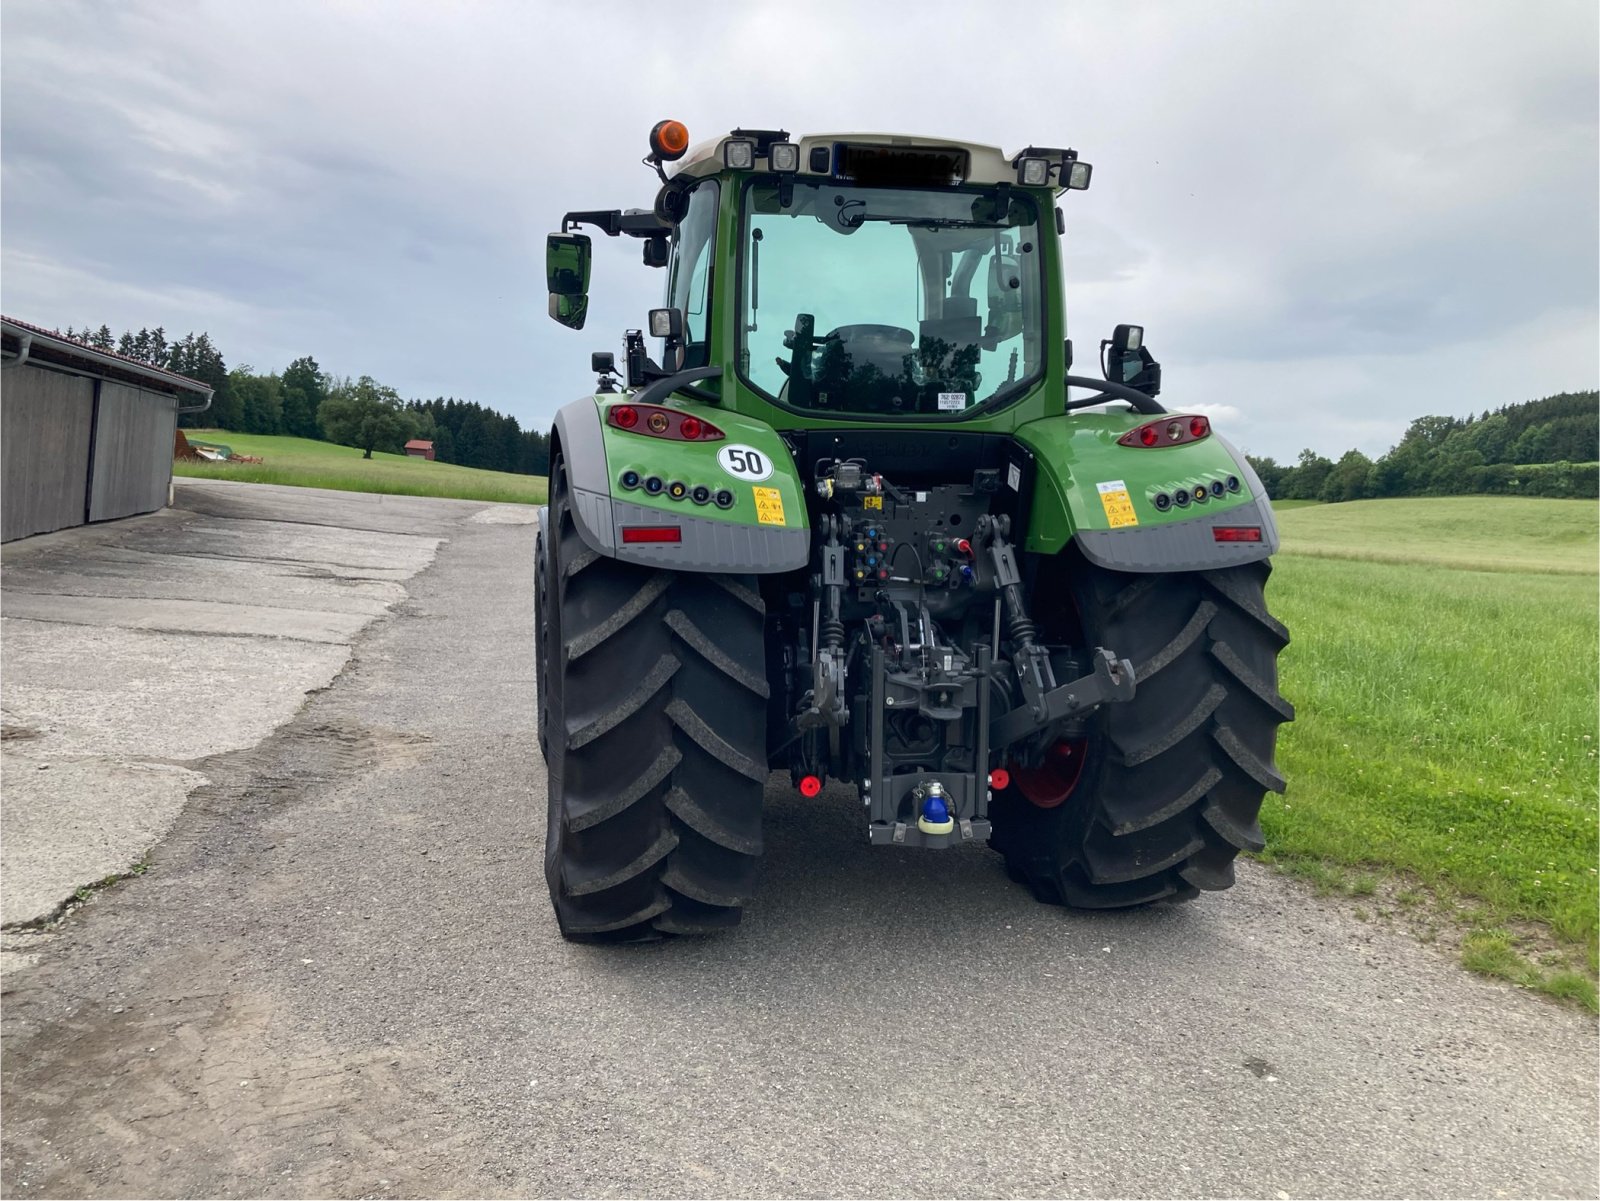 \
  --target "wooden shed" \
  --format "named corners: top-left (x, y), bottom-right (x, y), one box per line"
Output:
top-left (2, 317), bottom-right (213, 542)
